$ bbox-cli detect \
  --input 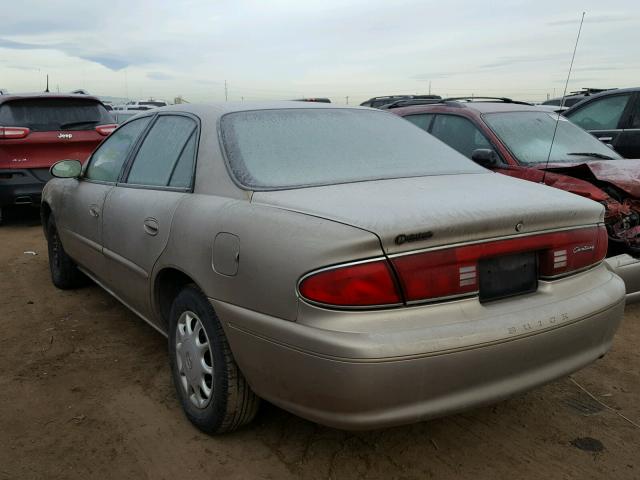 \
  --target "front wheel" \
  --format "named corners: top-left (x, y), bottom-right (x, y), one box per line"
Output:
top-left (168, 285), bottom-right (259, 434)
